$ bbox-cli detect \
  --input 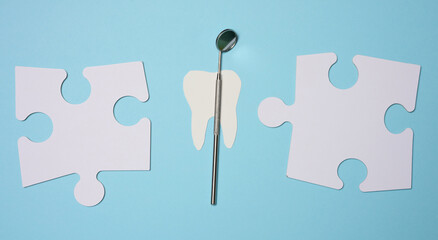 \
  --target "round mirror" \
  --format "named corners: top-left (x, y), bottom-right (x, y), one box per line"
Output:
top-left (216, 29), bottom-right (238, 52)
